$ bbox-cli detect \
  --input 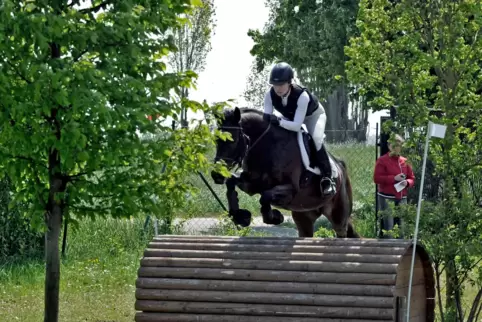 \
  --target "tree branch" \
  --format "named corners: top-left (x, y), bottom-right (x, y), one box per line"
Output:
top-left (186, 7), bottom-right (205, 71)
top-left (5, 60), bottom-right (32, 84)
top-left (73, 49), bottom-right (89, 62)
top-left (67, 1), bottom-right (80, 8)
top-left (0, 150), bottom-right (48, 169)
top-left (70, 205), bottom-right (111, 213)
top-left (458, 257), bottom-right (482, 287)
top-left (457, 27), bottom-right (482, 81)
top-left (66, 172), bottom-right (92, 183)
top-left (32, 172), bottom-right (48, 209)
top-left (467, 288), bottom-right (482, 322)
top-left (475, 297), bottom-right (482, 322)
top-left (79, 1), bottom-right (111, 14)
